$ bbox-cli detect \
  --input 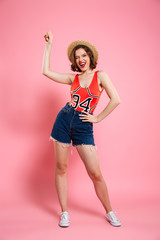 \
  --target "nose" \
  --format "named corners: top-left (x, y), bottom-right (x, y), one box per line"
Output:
top-left (79, 55), bottom-right (85, 61)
